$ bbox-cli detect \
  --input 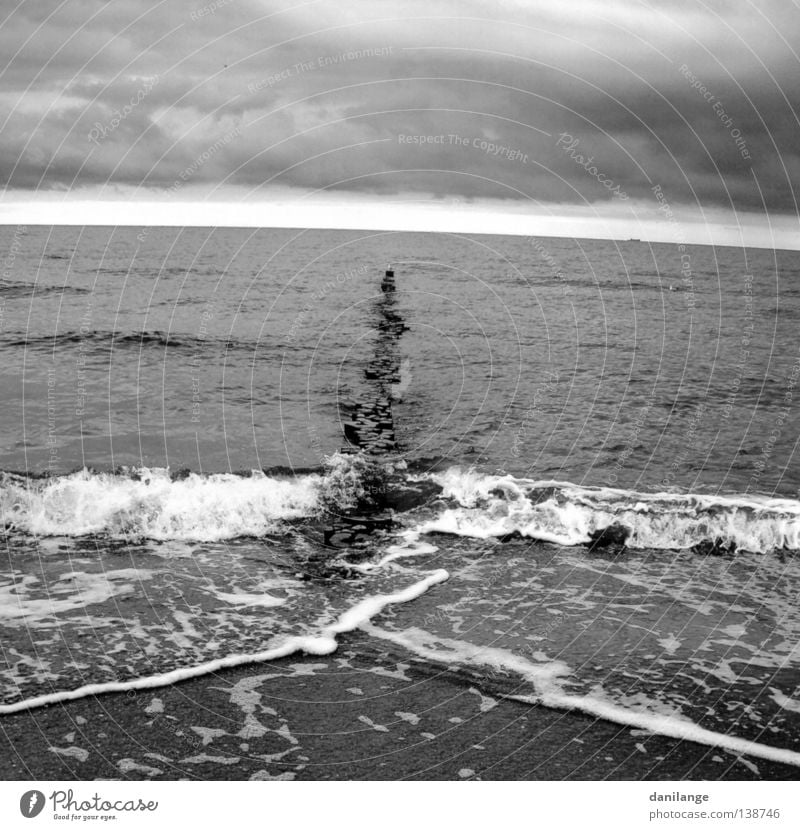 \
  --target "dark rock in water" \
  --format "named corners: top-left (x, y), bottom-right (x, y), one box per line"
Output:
top-left (693, 537), bottom-right (737, 556)
top-left (588, 523), bottom-right (630, 549)
top-left (325, 531), bottom-right (355, 548)
top-left (343, 422), bottom-right (361, 446)
top-left (337, 513), bottom-right (394, 531)
top-left (497, 531), bottom-right (525, 543)
top-left (489, 486), bottom-right (517, 501)
top-left (383, 479), bottom-right (443, 513)
top-left (528, 486), bottom-right (560, 505)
